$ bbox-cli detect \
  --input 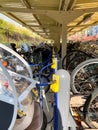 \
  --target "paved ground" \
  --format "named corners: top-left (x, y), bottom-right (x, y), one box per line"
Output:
top-left (46, 94), bottom-right (95, 130)
top-left (70, 95), bottom-right (98, 130)
top-left (13, 93), bottom-right (97, 130)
